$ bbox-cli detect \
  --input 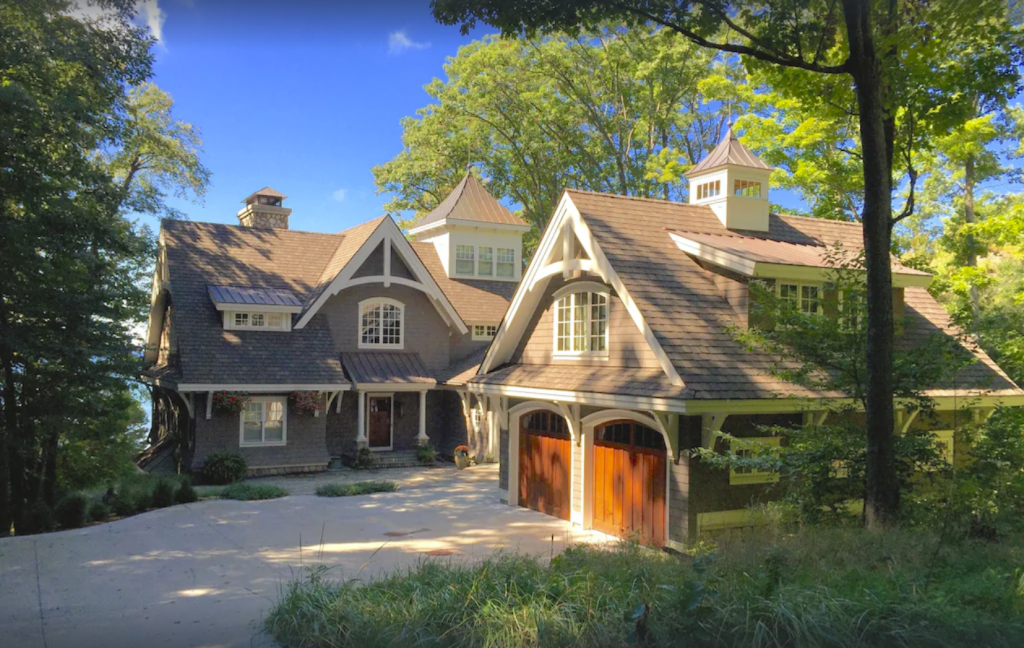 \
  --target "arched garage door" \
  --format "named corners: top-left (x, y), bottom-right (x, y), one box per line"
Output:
top-left (519, 410), bottom-right (571, 520)
top-left (593, 420), bottom-right (666, 547)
